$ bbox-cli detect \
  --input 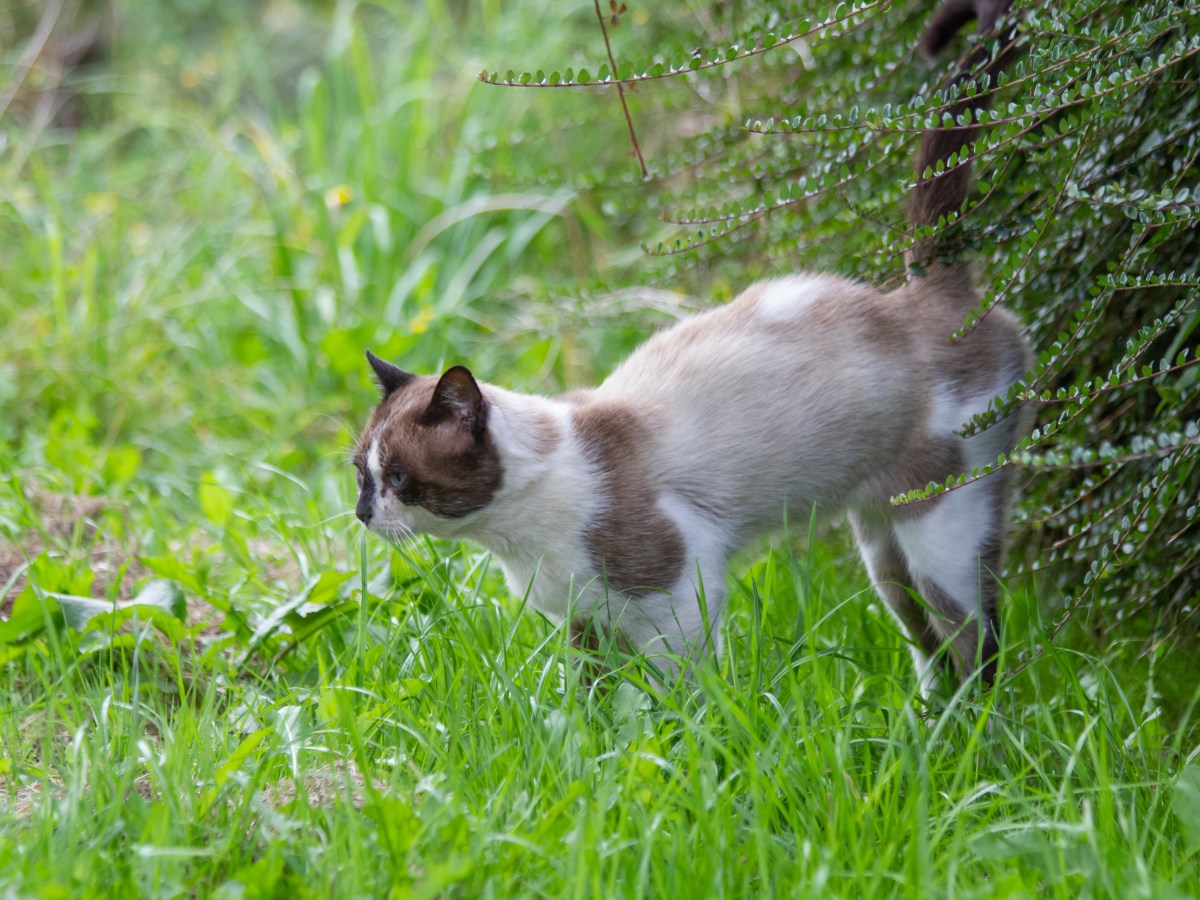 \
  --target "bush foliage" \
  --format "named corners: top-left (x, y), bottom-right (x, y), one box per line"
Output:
top-left (481, 0), bottom-right (1200, 646)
